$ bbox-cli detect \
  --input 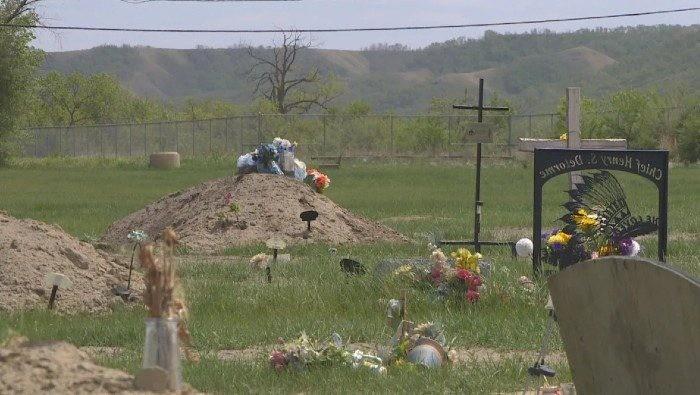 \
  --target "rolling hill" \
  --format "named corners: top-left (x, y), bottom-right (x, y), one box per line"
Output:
top-left (42, 25), bottom-right (700, 113)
